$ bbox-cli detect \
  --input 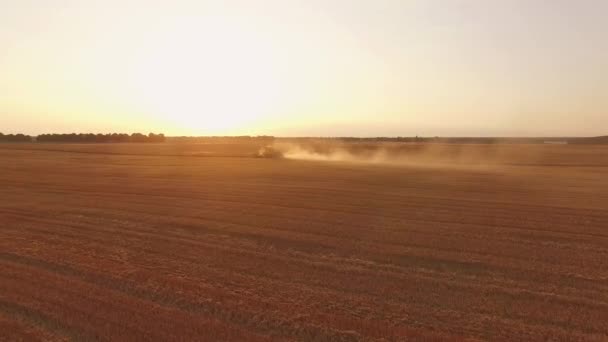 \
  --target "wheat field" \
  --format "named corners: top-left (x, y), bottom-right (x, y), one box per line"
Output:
top-left (1, 143), bottom-right (607, 341)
